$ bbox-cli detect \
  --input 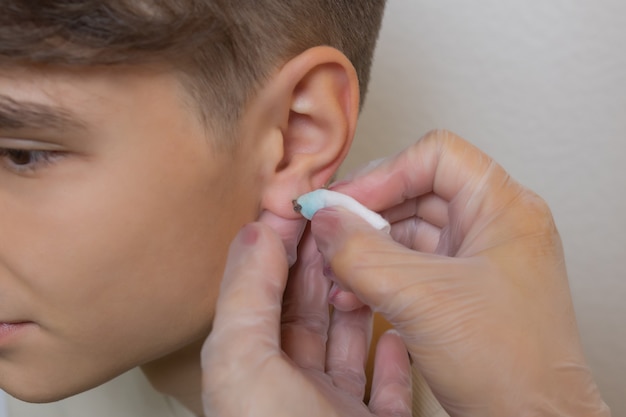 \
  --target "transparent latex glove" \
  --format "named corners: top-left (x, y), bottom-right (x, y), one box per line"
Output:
top-left (308, 130), bottom-right (611, 417)
top-left (201, 218), bottom-right (413, 417)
